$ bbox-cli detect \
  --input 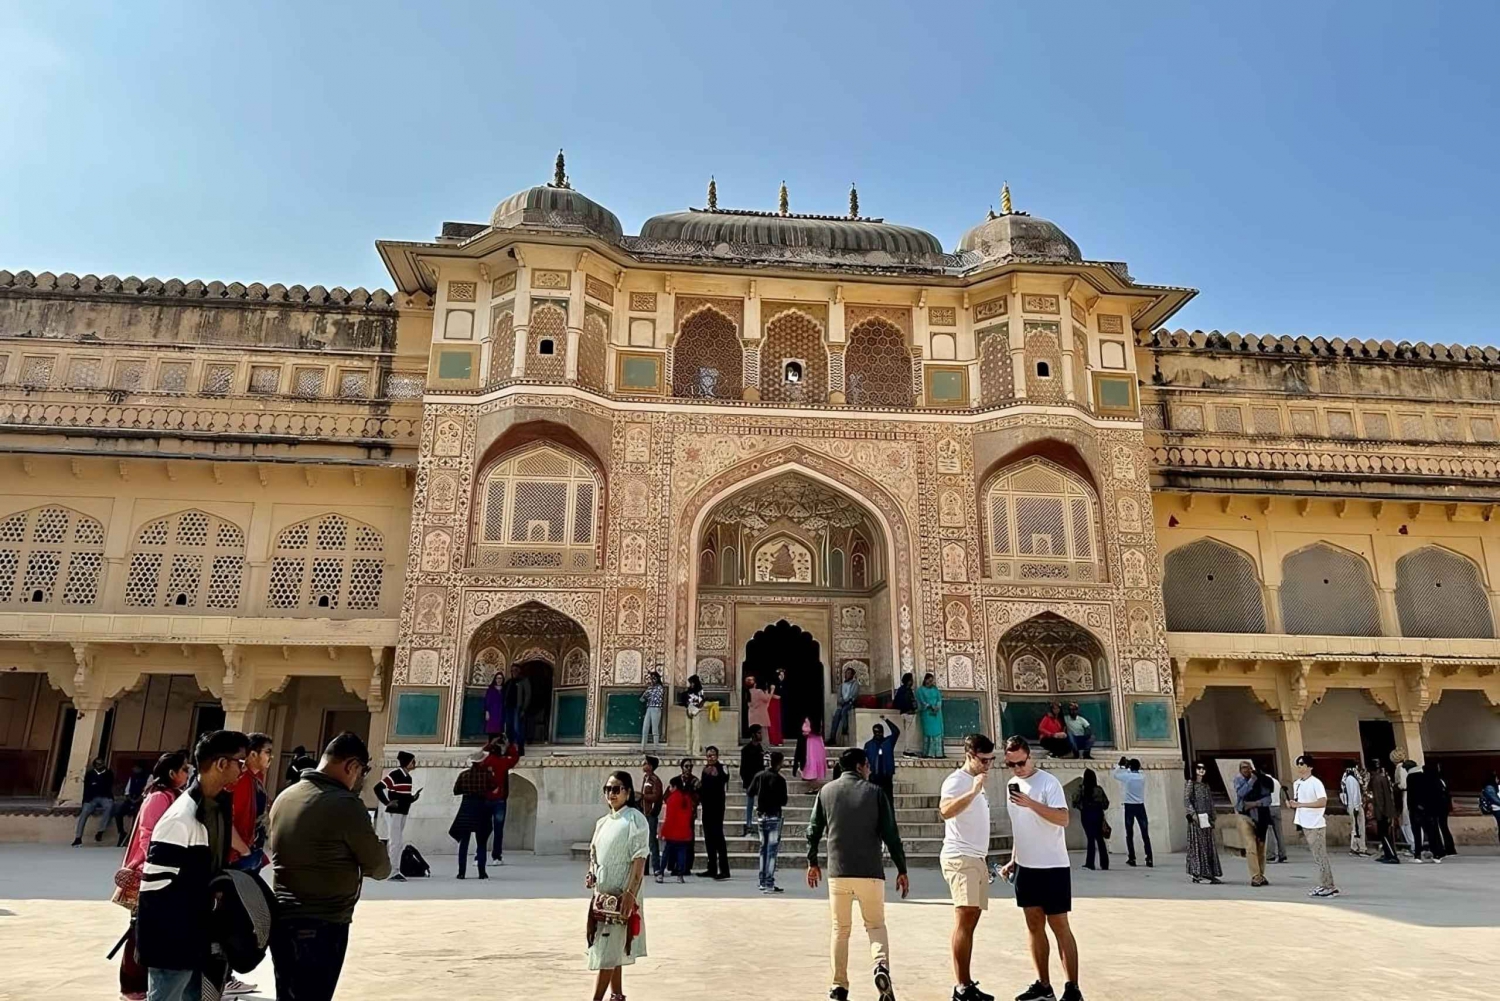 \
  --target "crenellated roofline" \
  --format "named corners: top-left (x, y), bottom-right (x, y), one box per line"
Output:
top-left (1143, 328), bottom-right (1500, 366)
top-left (0, 269), bottom-right (397, 311)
